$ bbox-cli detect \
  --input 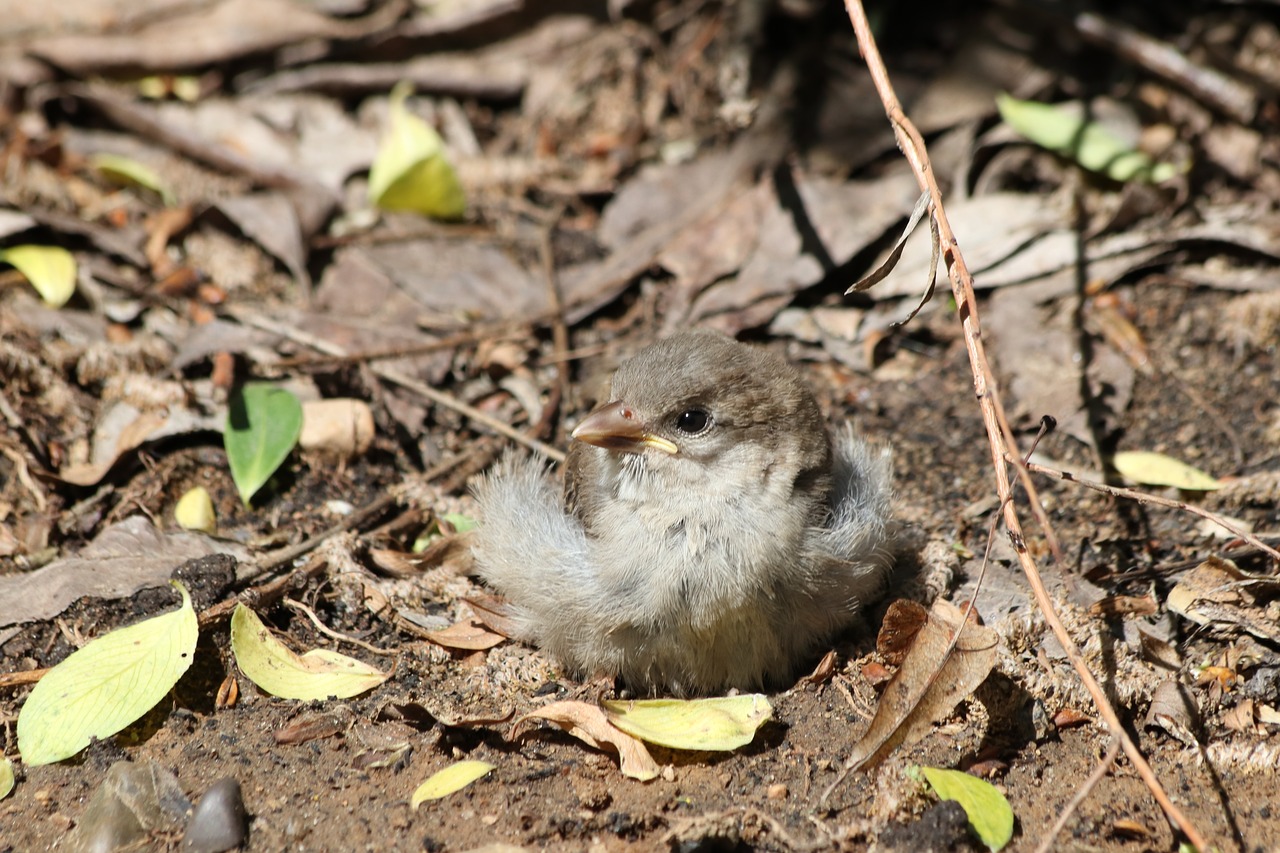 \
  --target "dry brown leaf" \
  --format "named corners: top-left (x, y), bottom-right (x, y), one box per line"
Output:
top-left (463, 593), bottom-right (521, 639)
top-left (1143, 679), bottom-right (1199, 746)
top-left (274, 708), bottom-right (355, 745)
top-left (423, 619), bottom-right (507, 652)
top-left (515, 700), bottom-right (659, 781)
top-left (1137, 629), bottom-right (1183, 670)
top-left (1167, 556), bottom-right (1280, 643)
top-left (58, 410), bottom-right (168, 485)
top-left (1257, 704), bottom-right (1280, 726)
top-left (1090, 292), bottom-right (1152, 373)
top-left (845, 599), bottom-right (999, 771)
top-left (1222, 698), bottom-right (1257, 734)
top-left (876, 599), bottom-right (929, 665)
top-left (0, 516), bottom-right (251, 633)
top-left (1111, 819), bottom-right (1154, 839)
top-left (1052, 708), bottom-right (1093, 729)
top-left (798, 649), bottom-right (838, 686)
top-left (1089, 594), bottom-right (1158, 618)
